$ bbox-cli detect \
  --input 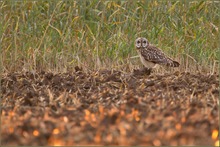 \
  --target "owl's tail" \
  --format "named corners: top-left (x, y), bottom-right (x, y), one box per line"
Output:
top-left (172, 60), bottom-right (180, 67)
top-left (166, 58), bottom-right (180, 67)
